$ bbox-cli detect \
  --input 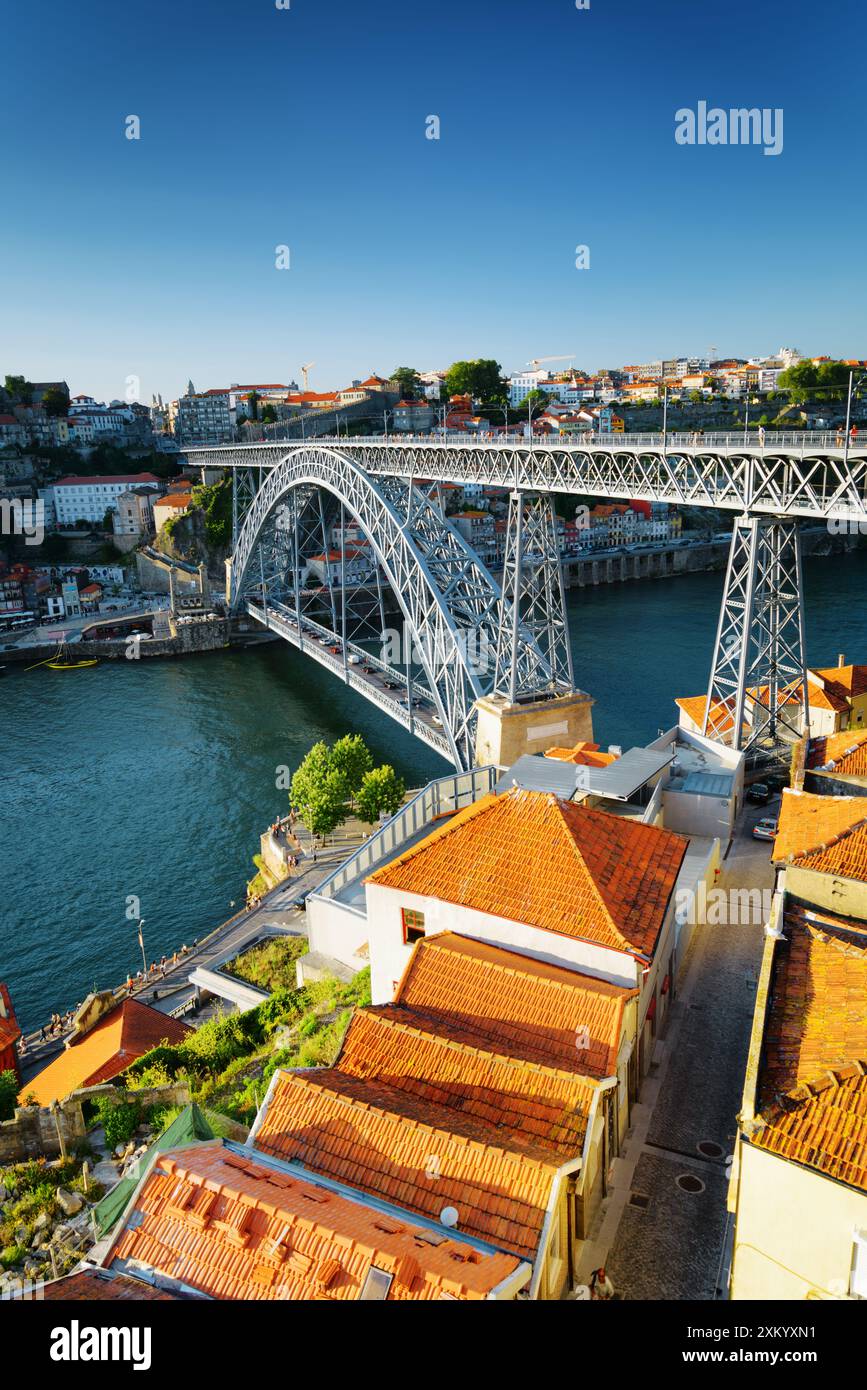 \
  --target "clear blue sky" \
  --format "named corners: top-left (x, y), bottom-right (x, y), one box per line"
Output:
top-left (1, 0), bottom-right (864, 403)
